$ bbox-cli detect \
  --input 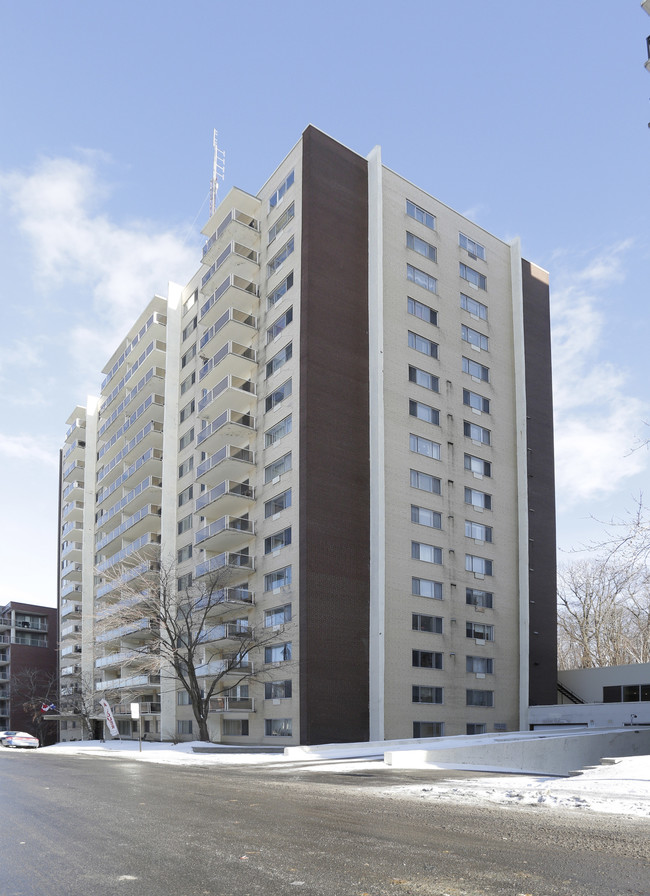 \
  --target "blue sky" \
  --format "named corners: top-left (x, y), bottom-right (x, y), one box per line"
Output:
top-left (1, 1), bottom-right (649, 608)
